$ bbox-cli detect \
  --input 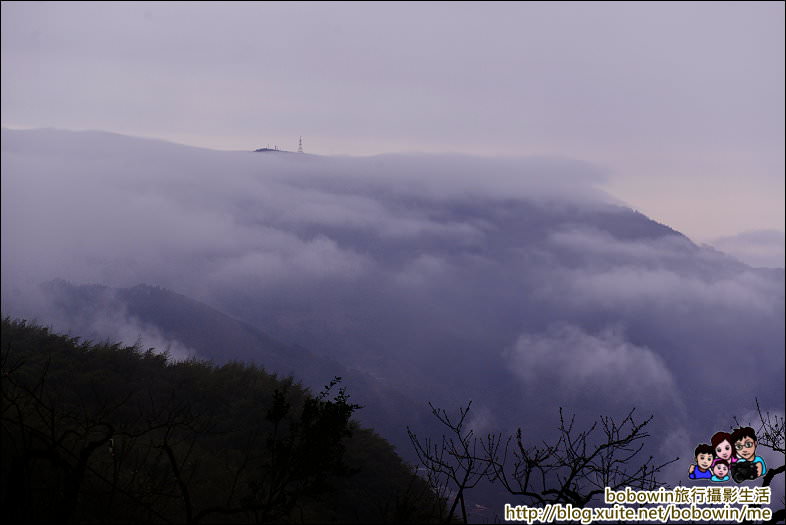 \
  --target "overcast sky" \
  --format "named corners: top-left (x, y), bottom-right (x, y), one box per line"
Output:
top-left (1, 1), bottom-right (784, 247)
